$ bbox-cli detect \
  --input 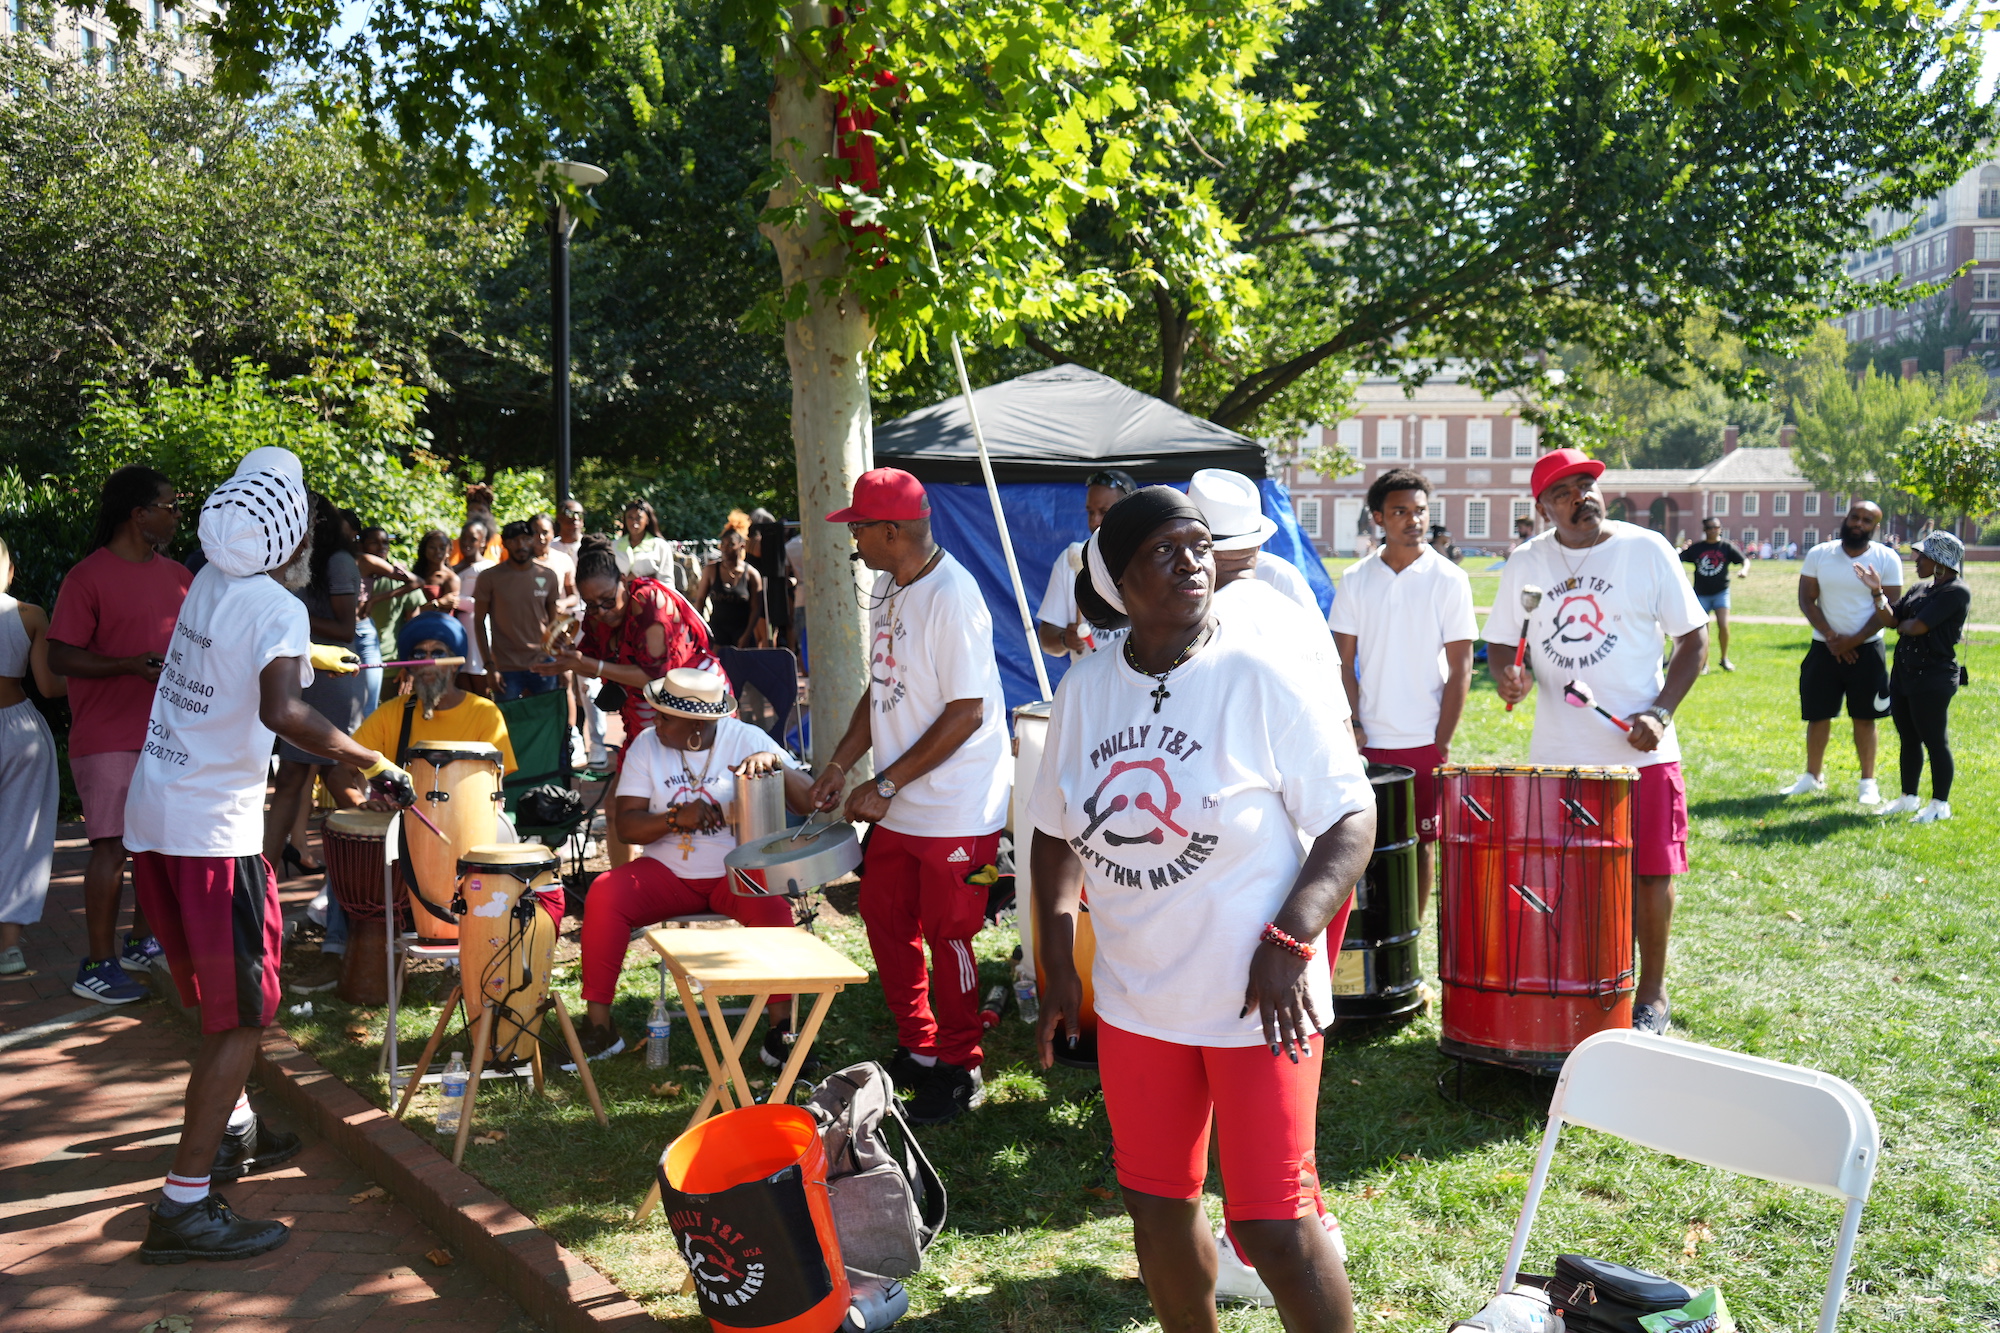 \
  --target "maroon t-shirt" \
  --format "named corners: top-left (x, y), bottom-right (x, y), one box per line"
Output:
top-left (49, 546), bottom-right (192, 755)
